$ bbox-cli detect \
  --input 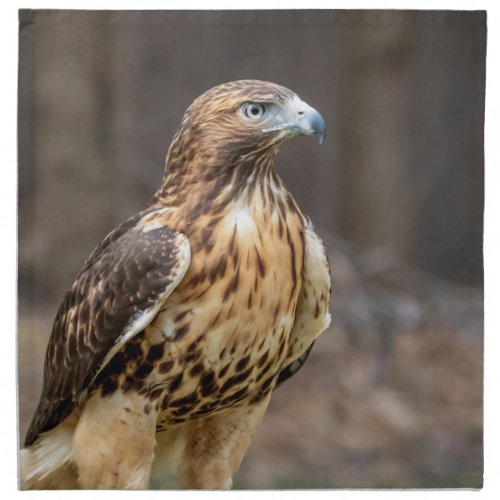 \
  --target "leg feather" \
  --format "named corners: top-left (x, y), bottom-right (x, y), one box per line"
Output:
top-left (72, 392), bottom-right (157, 489)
